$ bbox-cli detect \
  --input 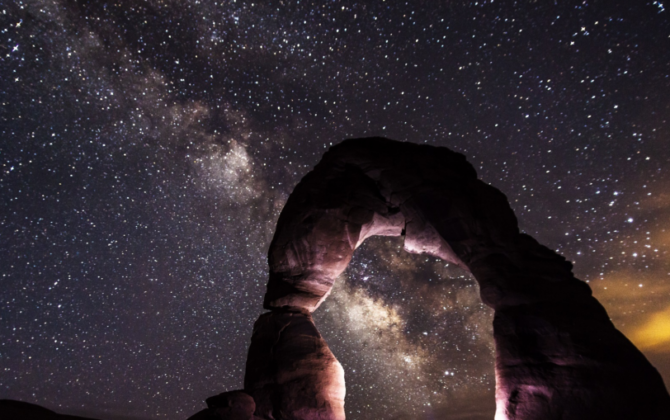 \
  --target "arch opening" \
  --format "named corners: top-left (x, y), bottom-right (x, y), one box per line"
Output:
top-left (237, 138), bottom-right (670, 420)
top-left (313, 234), bottom-right (496, 419)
